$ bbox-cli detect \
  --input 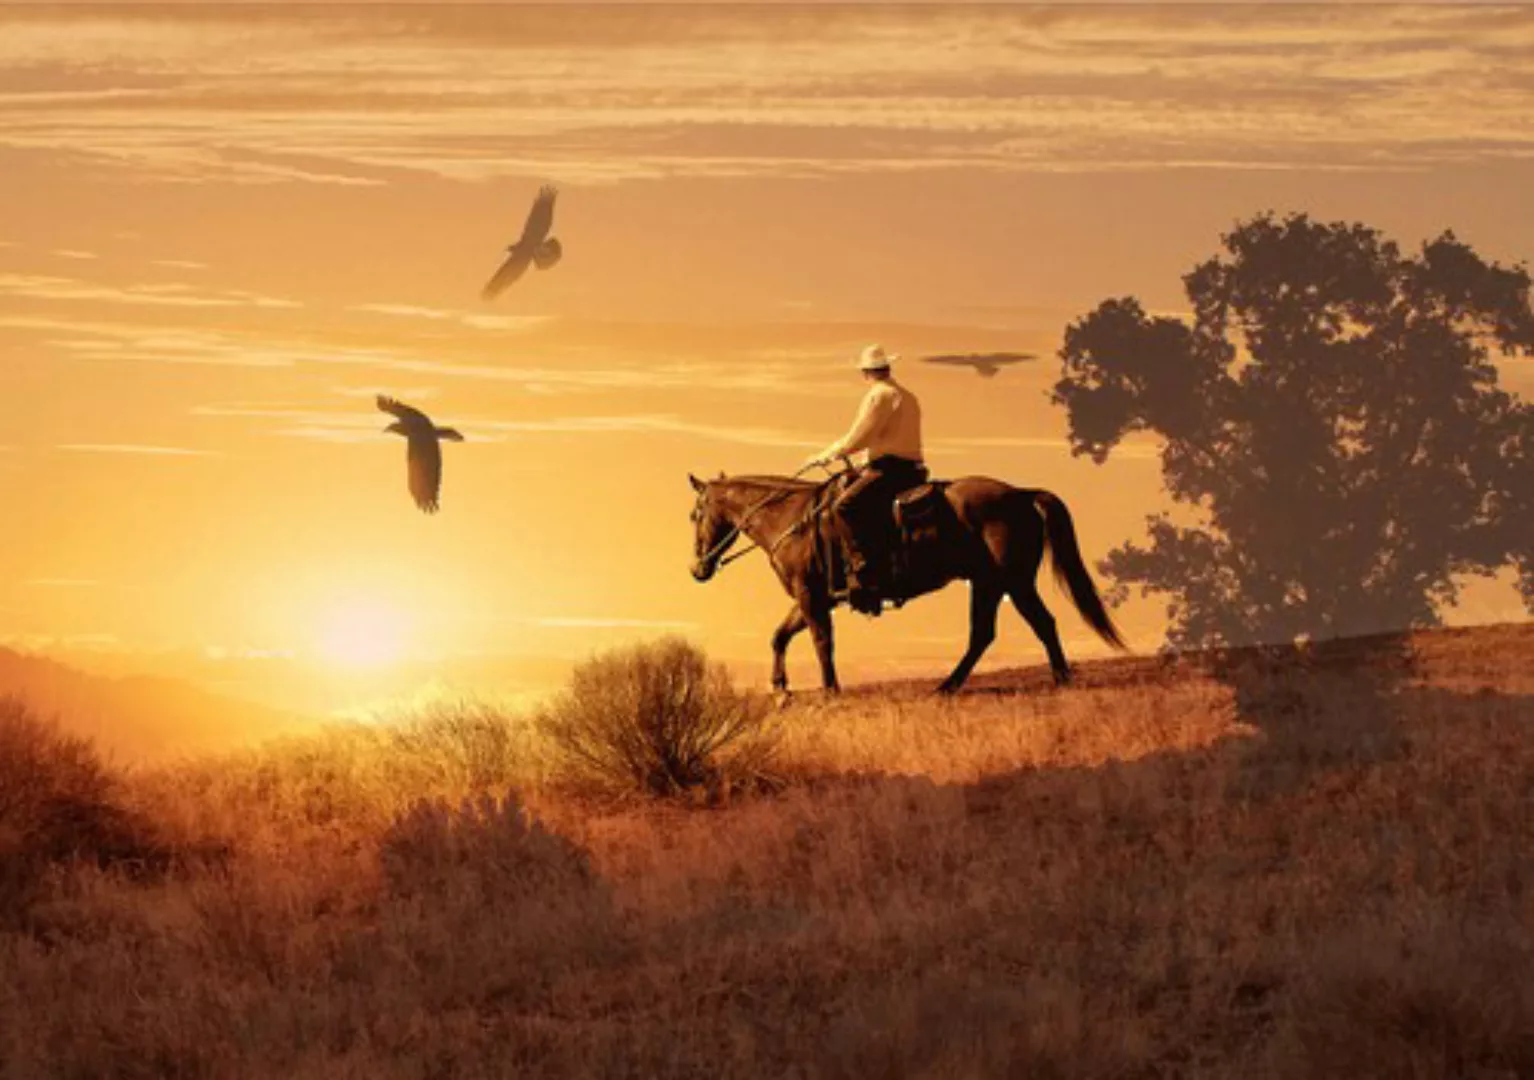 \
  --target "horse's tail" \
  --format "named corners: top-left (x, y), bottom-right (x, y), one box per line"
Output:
top-left (1031, 490), bottom-right (1127, 651)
